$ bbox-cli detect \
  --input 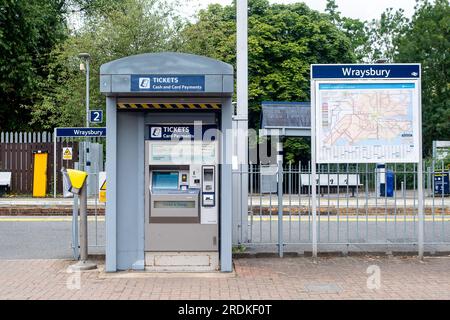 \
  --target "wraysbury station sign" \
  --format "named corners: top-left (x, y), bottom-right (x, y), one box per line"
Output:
top-left (311, 64), bottom-right (420, 79)
top-left (310, 63), bottom-right (421, 164)
top-left (53, 127), bottom-right (106, 197)
top-left (131, 75), bottom-right (205, 92)
top-left (55, 127), bottom-right (106, 137)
